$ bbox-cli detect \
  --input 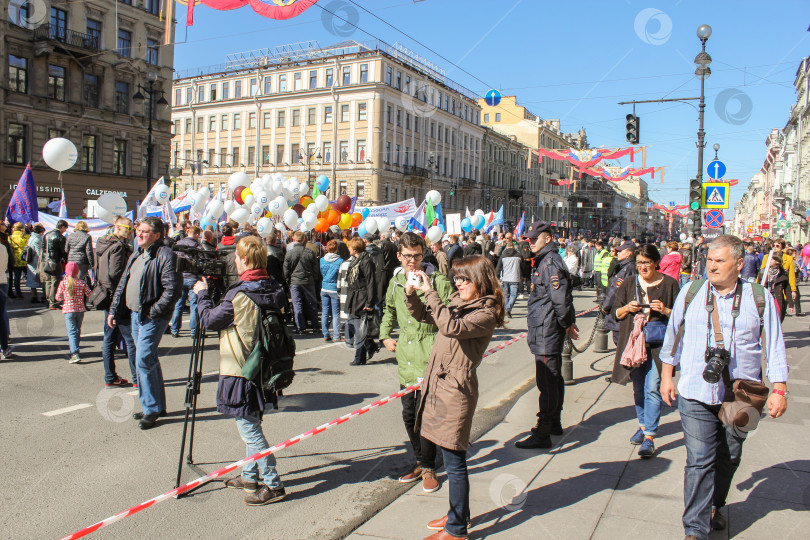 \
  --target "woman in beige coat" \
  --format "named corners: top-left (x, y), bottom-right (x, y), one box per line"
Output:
top-left (404, 255), bottom-right (505, 540)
